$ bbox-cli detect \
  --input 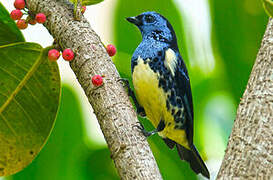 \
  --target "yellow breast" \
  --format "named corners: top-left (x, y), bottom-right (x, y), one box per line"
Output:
top-left (132, 57), bottom-right (164, 127)
top-left (132, 56), bottom-right (189, 148)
